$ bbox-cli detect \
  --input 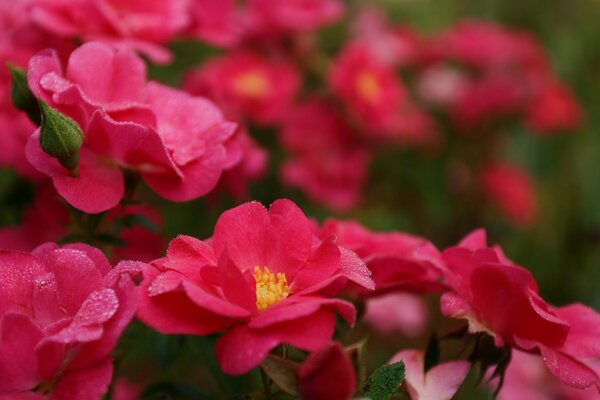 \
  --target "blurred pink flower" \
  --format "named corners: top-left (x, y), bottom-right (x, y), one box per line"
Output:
top-left (26, 42), bottom-right (236, 213)
top-left (0, 243), bottom-right (141, 399)
top-left (30, 0), bottom-right (191, 63)
top-left (526, 81), bottom-right (582, 134)
top-left (363, 292), bottom-right (429, 337)
top-left (0, 184), bottom-right (68, 252)
top-left (480, 162), bottom-right (537, 228)
top-left (440, 230), bottom-right (600, 390)
top-left (137, 199), bottom-right (374, 374)
top-left (298, 342), bottom-right (356, 400)
top-left (184, 51), bottom-right (300, 125)
top-left (279, 99), bottom-right (370, 211)
top-left (329, 42), bottom-right (407, 136)
top-left (390, 349), bottom-right (470, 400)
top-left (245, 0), bottom-right (344, 33)
top-left (494, 350), bottom-right (600, 400)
